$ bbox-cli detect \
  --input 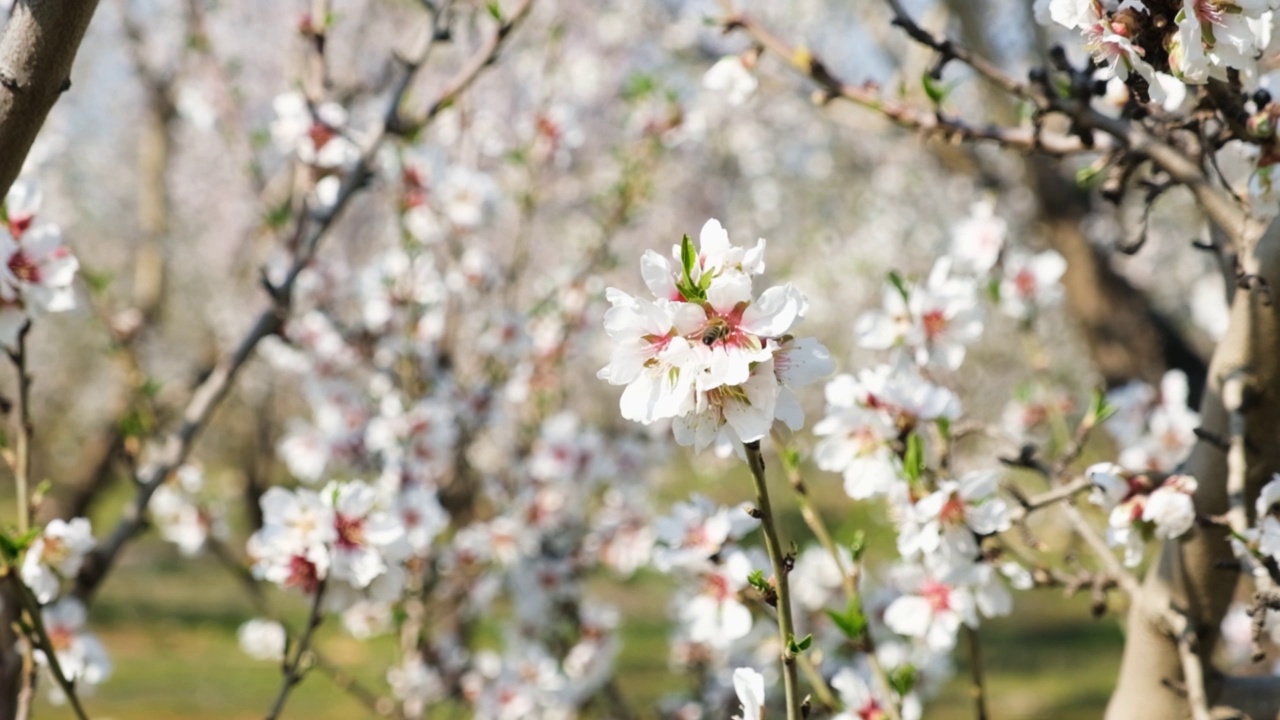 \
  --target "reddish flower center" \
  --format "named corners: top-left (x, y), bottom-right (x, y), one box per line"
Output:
top-left (334, 513), bottom-right (366, 550)
top-left (920, 579), bottom-right (952, 612)
top-left (938, 493), bottom-right (967, 525)
top-left (858, 700), bottom-right (886, 720)
top-left (286, 555), bottom-right (321, 594)
top-left (307, 122), bottom-right (336, 151)
top-left (8, 250), bottom-right (39, 283)
top-left (8, 214), bottom-right (32, 239)
top-left (921, 309), bottom-right (948, 340)
top-left (1013, 268), bottom-right (1037, 297)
